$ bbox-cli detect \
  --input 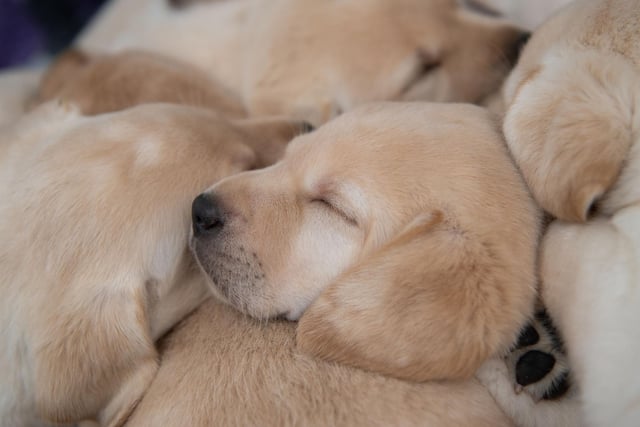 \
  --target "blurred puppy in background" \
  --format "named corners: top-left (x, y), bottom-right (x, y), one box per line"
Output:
top-left (80, 0), bottom-right (529, 125)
